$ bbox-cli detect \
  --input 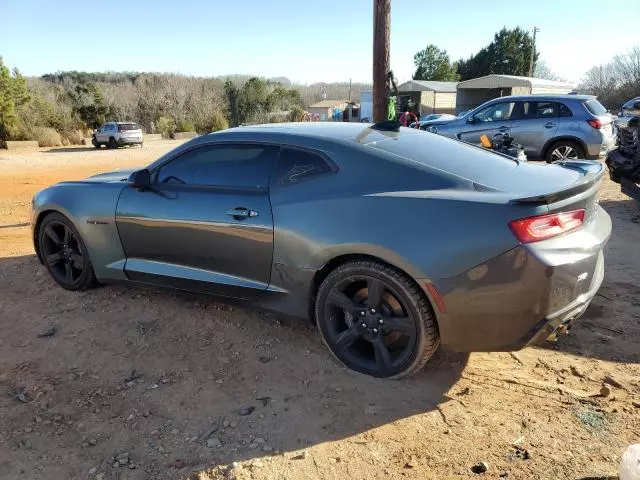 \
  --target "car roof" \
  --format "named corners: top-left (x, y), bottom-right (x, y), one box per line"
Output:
top-left (483, 94), bottom-right (593, 102)
top-left (211, 122), bottom-right (397, 145)
top-left (146, 122), bottom-right (427, 170)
